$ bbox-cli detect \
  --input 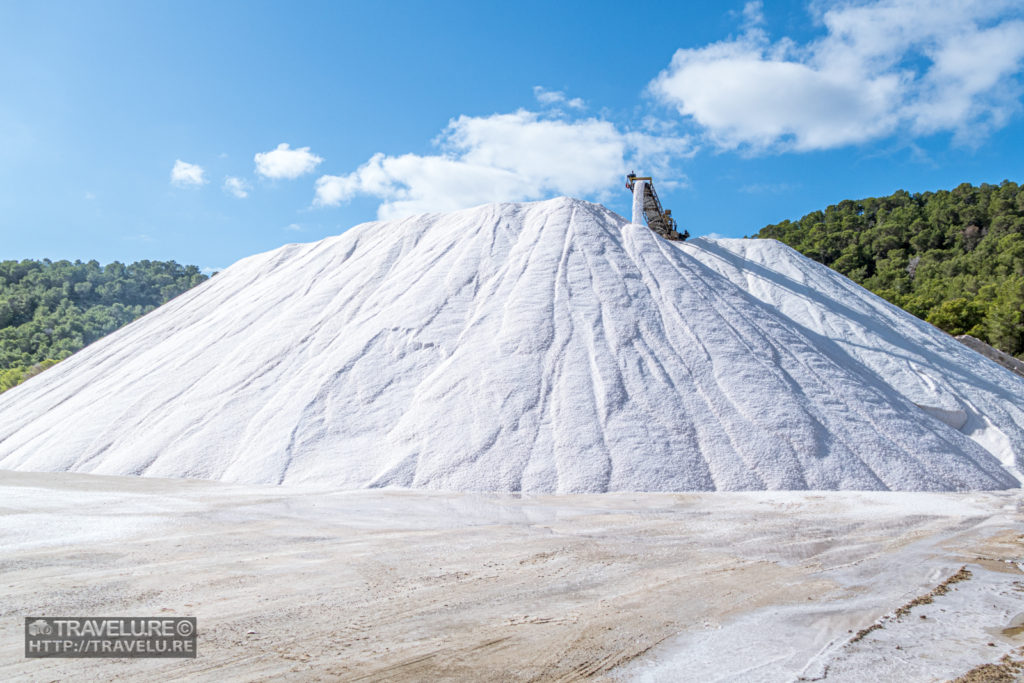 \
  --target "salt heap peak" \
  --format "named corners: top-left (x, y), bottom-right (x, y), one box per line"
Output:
top-left (0, 197), bottom-right (1016, 492)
